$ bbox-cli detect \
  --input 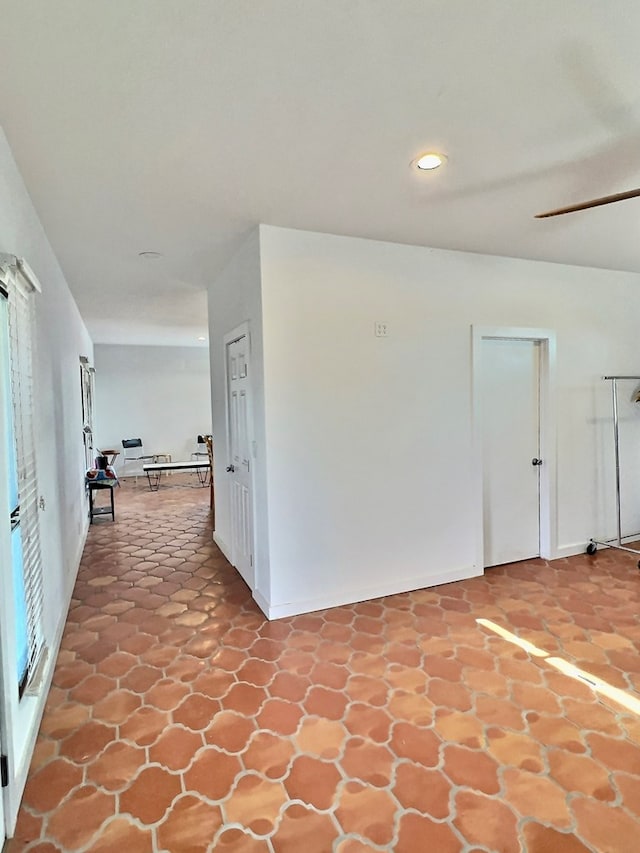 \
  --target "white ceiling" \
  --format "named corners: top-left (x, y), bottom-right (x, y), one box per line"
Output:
top-left (2, 1), bottom-right (640, 345)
